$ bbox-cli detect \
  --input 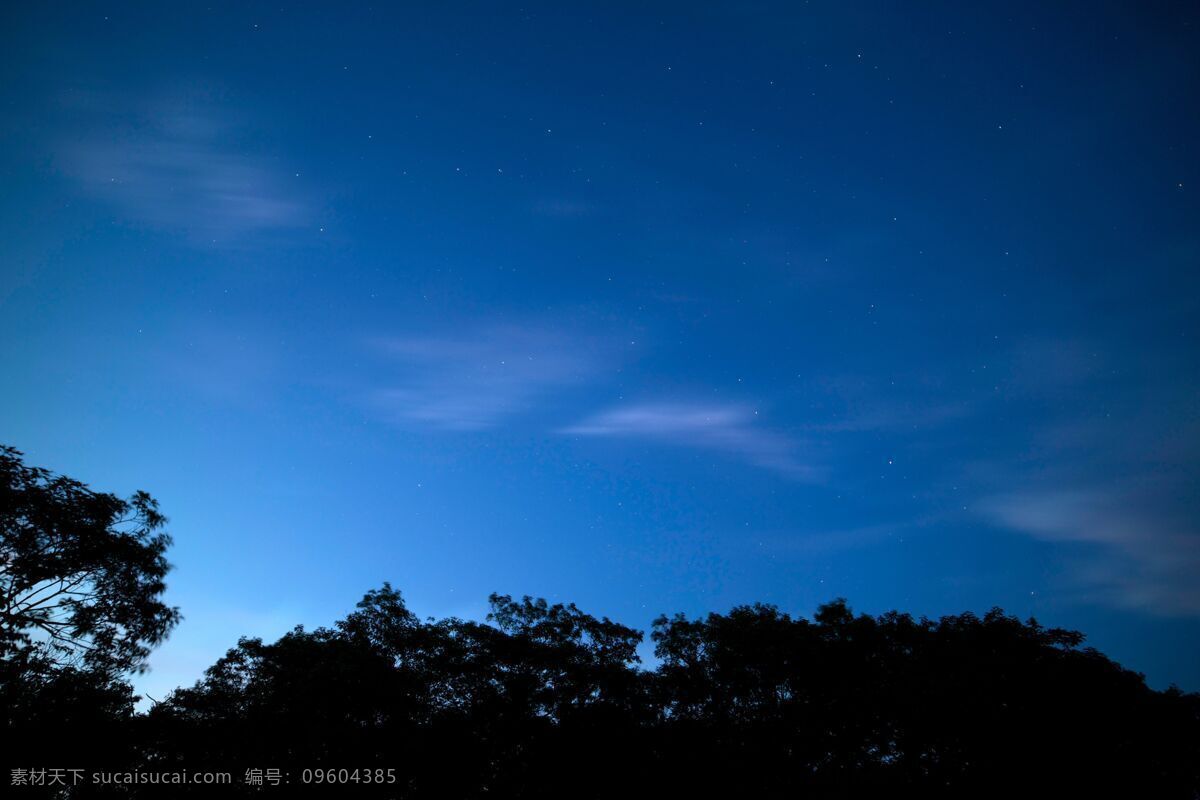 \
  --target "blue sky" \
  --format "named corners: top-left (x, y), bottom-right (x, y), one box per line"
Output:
top-left (2, 1), bottom-right (1198, 697)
